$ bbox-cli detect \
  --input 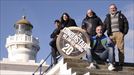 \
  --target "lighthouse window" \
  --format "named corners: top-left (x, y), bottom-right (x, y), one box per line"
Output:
top-left (16, 25), bottom-right (30, 34)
